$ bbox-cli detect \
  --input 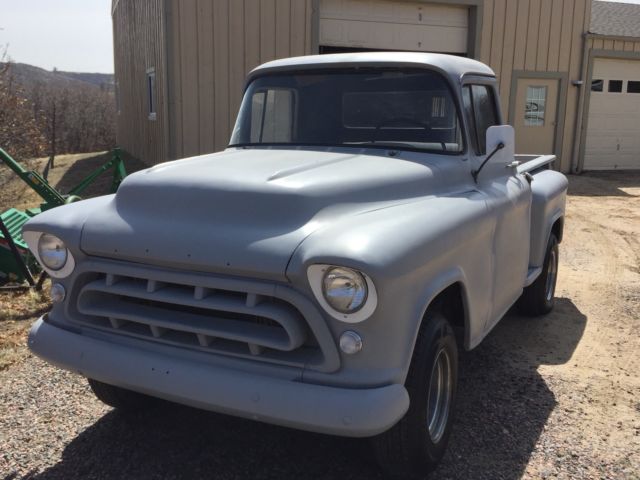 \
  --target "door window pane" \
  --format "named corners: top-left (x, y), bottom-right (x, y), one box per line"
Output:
top-left (524, 86), bottom-right (547, 127)
top-left (591, 79), bottom-right (604, 92)
top-left (627, 81), bottom-right (640, 93)
top-left (471, 85), bottom-right (499, 155)
top-left (609, 80), bottom-right (623, 93)
top-left (462, 86), bottom-right (477, 152)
